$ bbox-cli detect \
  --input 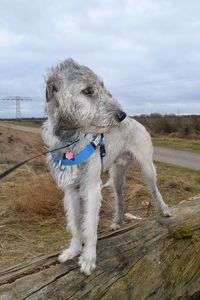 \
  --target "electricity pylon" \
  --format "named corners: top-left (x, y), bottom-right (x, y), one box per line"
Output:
top-left (1, 96), bottom-right (32, 119)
